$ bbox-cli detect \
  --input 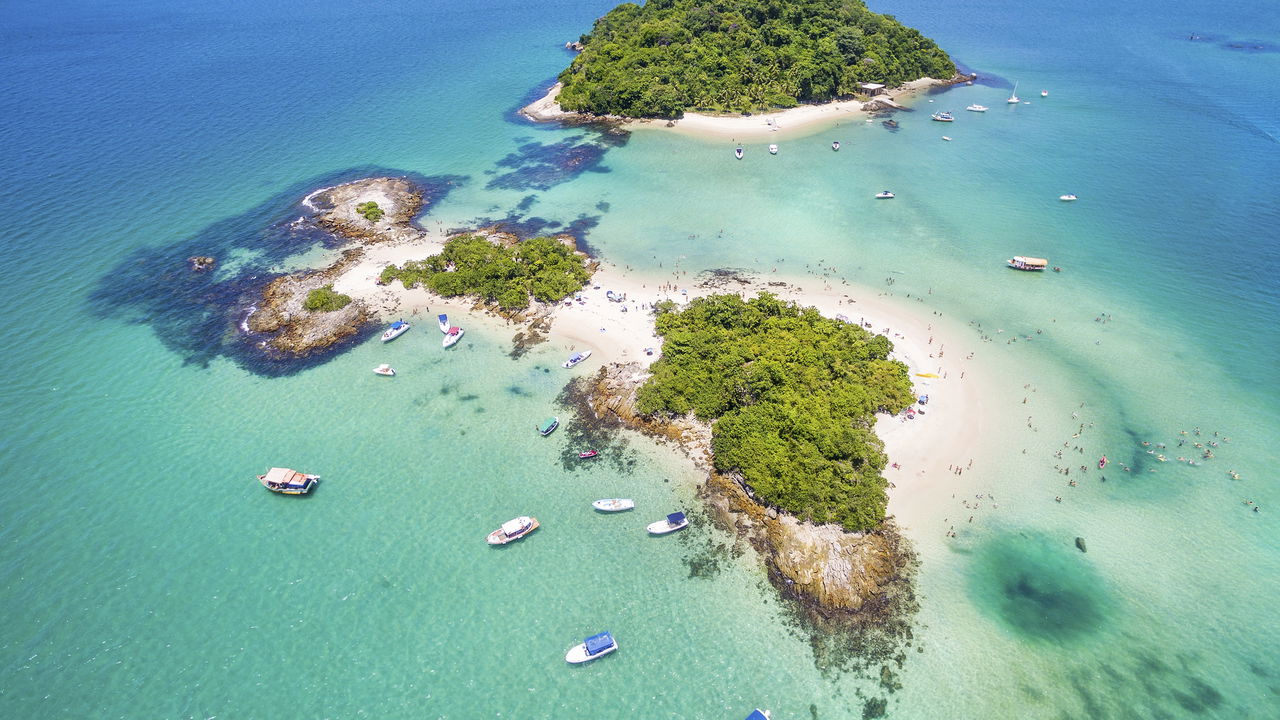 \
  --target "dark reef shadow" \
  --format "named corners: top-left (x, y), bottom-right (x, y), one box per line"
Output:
top-left (88, 167), bottom-right (466, 377)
